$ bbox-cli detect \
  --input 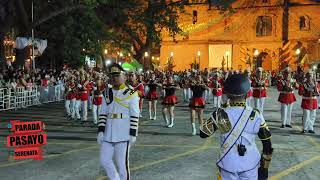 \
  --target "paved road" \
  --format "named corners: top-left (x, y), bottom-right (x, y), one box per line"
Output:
top-left (0, 87), bottom-right (319, 180)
